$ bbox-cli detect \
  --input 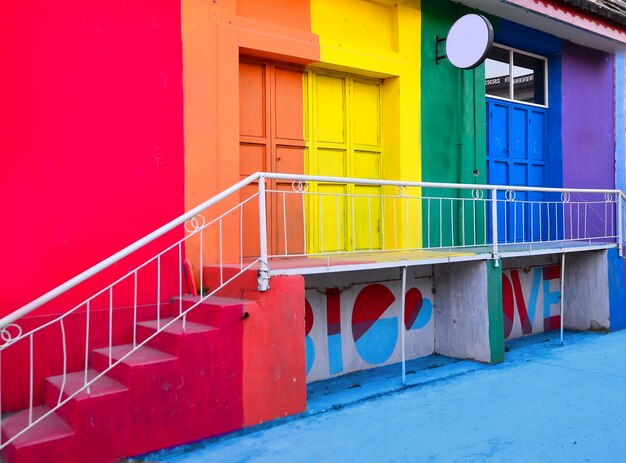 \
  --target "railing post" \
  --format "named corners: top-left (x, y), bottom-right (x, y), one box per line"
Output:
top-left (400, 266), bottom-right (407, 385)
top-left (618, 193), bottom-right (623, 257)
top-left (258, 174), bottom-right (270, 291)
top-left (491, 188), bottom-right (499, 267)
top-left (560, 253), bottom-right (566, 345)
